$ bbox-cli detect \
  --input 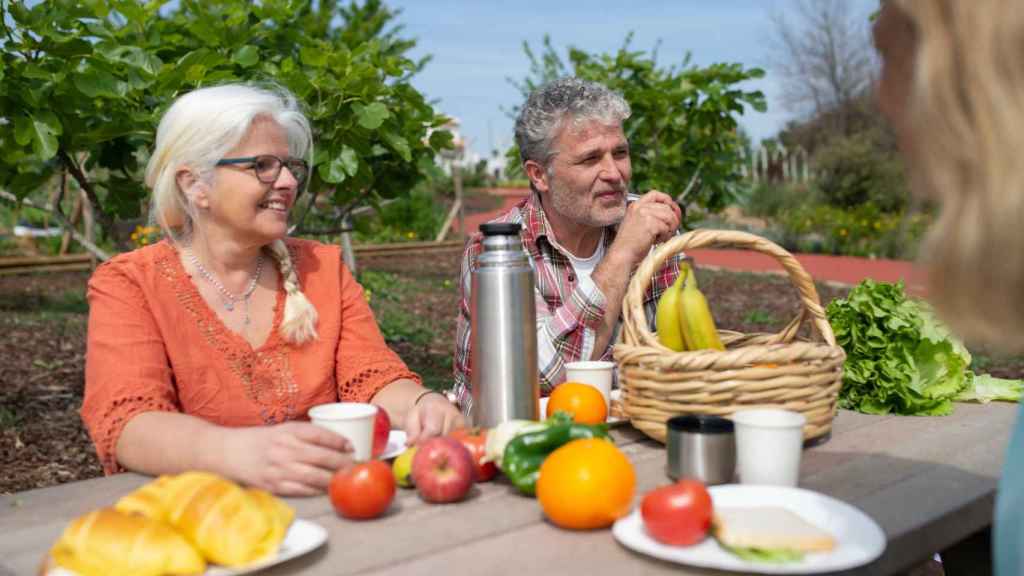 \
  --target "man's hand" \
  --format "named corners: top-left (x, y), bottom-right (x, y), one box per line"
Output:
top-left (607, 191), bottom-right (681, 268)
